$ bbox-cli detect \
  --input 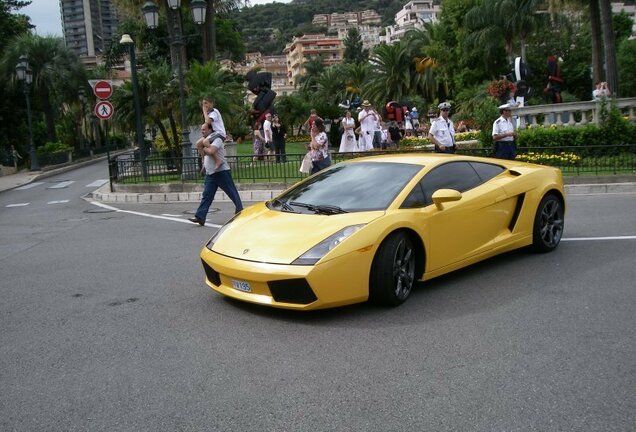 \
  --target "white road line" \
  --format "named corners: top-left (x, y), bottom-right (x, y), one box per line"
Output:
top-left (563, 236), bottom-right (636, 241)
top-left (15, 182), bottom-right (44, 190)
top-left (47, 181), bottom-right (75, 189)
top-left (48, 200), bottom-right (70, 204)
top-left (90, 201), bottom-right (220, 228)
top-left (6, 203), bottom-right (29, 207)
top-left (86, 179), bottom-right (109, 187)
